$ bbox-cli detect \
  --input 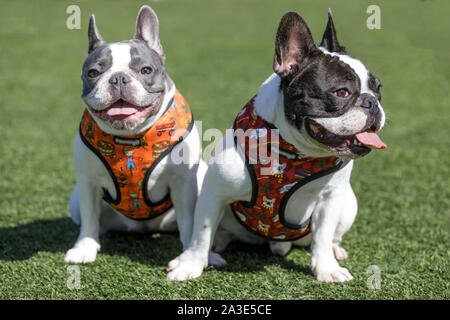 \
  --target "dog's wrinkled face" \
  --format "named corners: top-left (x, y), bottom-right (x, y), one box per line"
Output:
top-left (81, 6), bottom-right (168, 131)
top-left (273, 10), bottom-right (386, 158)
